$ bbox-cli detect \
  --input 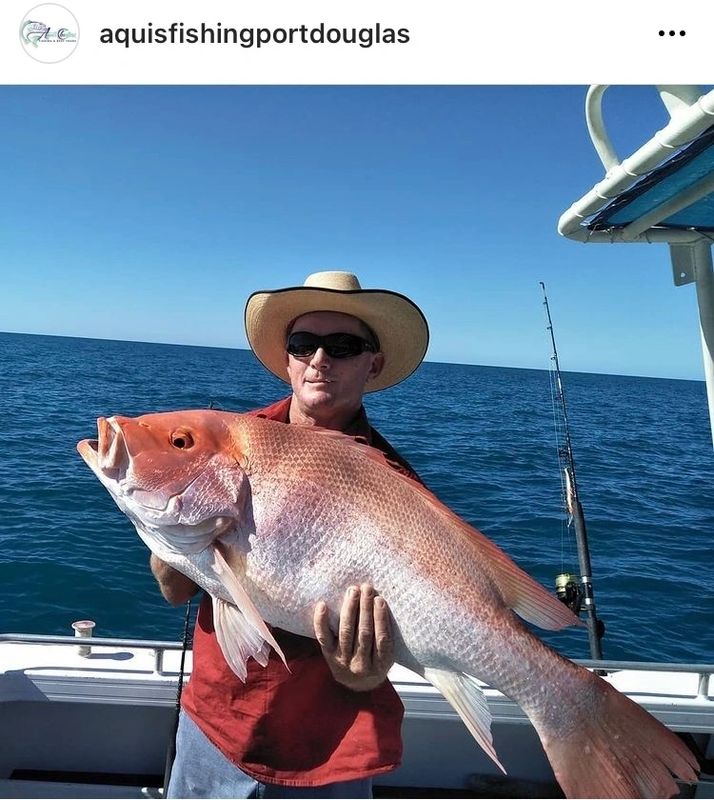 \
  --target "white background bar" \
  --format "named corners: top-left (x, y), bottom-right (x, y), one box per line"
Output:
top-left (0, 0), bottom-right (710, 85)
